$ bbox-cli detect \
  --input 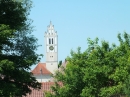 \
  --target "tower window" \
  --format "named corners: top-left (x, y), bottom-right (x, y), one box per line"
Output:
top-left (49, 38), bottom-right (51, 44)
top-left (52, 38), bottom-right (53, 44)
